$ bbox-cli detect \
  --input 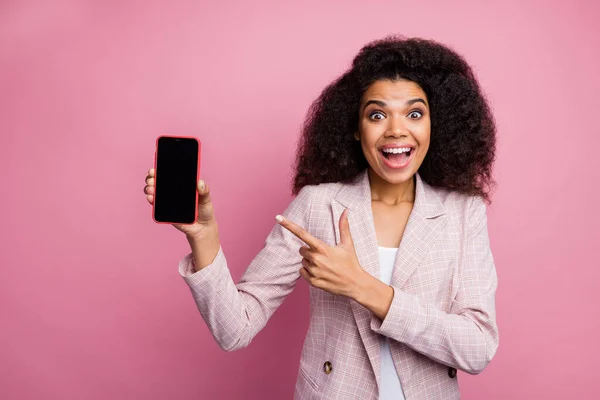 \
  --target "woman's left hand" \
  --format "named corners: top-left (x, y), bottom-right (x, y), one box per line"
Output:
top-left (276, 209), bottom-right (366, 299)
